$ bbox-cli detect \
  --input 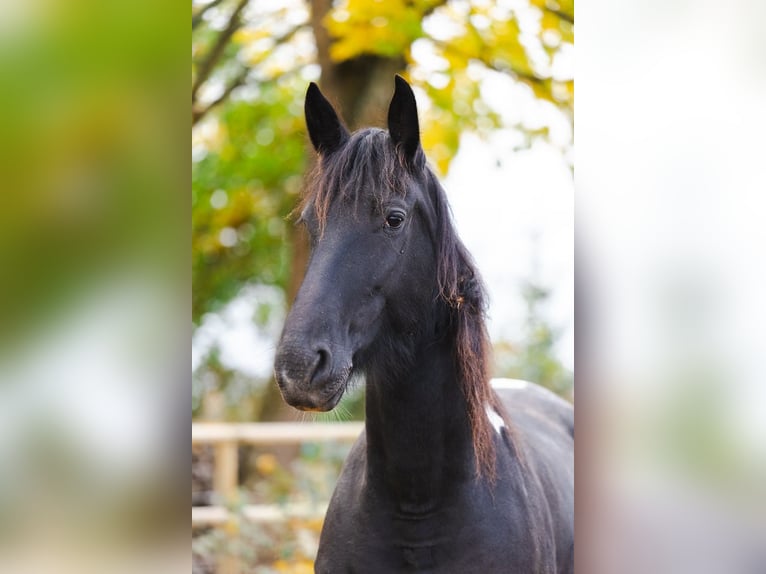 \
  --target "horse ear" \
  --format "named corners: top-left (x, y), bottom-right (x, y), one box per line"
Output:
top-left (305, 82), bottom-right (349, 154)
top-left (387, 75), bottom-right (421, 160)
